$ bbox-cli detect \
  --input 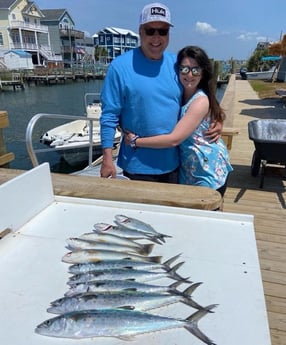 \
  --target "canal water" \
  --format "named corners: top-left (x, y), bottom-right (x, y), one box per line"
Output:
top-left (1, 79), bottom-right (226, 173)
